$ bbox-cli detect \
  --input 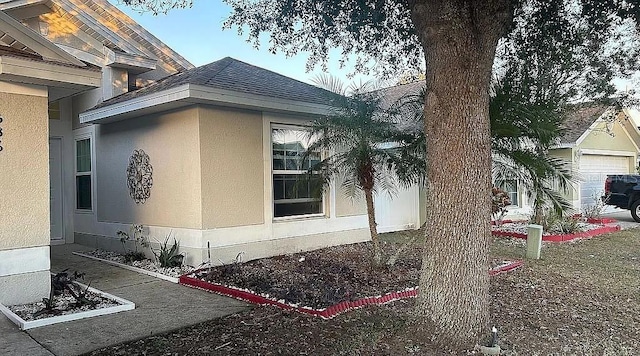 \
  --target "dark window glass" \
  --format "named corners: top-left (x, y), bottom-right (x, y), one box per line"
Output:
top-left (76, 175), bottom-right (92, 210)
